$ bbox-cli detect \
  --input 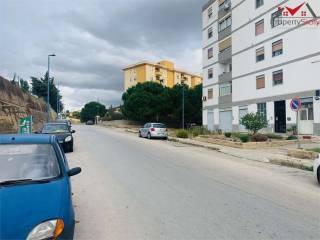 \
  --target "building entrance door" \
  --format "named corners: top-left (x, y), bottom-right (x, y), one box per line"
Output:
top-left (274, 100), bottom-right (286, 133)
